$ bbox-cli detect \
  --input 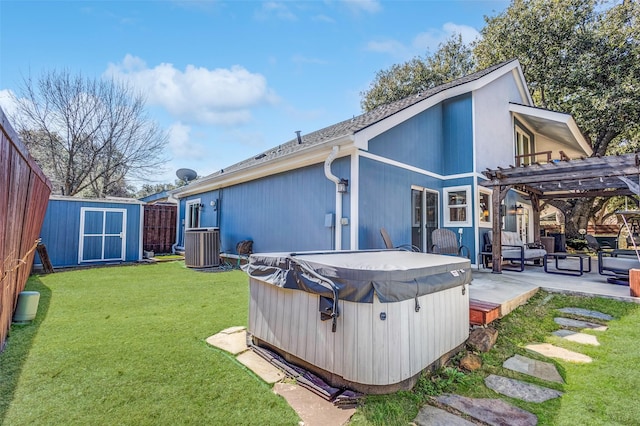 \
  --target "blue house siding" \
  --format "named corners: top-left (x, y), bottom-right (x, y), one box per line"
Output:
top-left (367, 104), bottom-right (444, 174)
top-left (443, 95), bottom-right (473, 175)
top-left (181, 159), bottom-right (350, 254)
top-left (358, 156), bottom-right (442, 250)
top-left (38, 199), bottom-right (143, 268)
